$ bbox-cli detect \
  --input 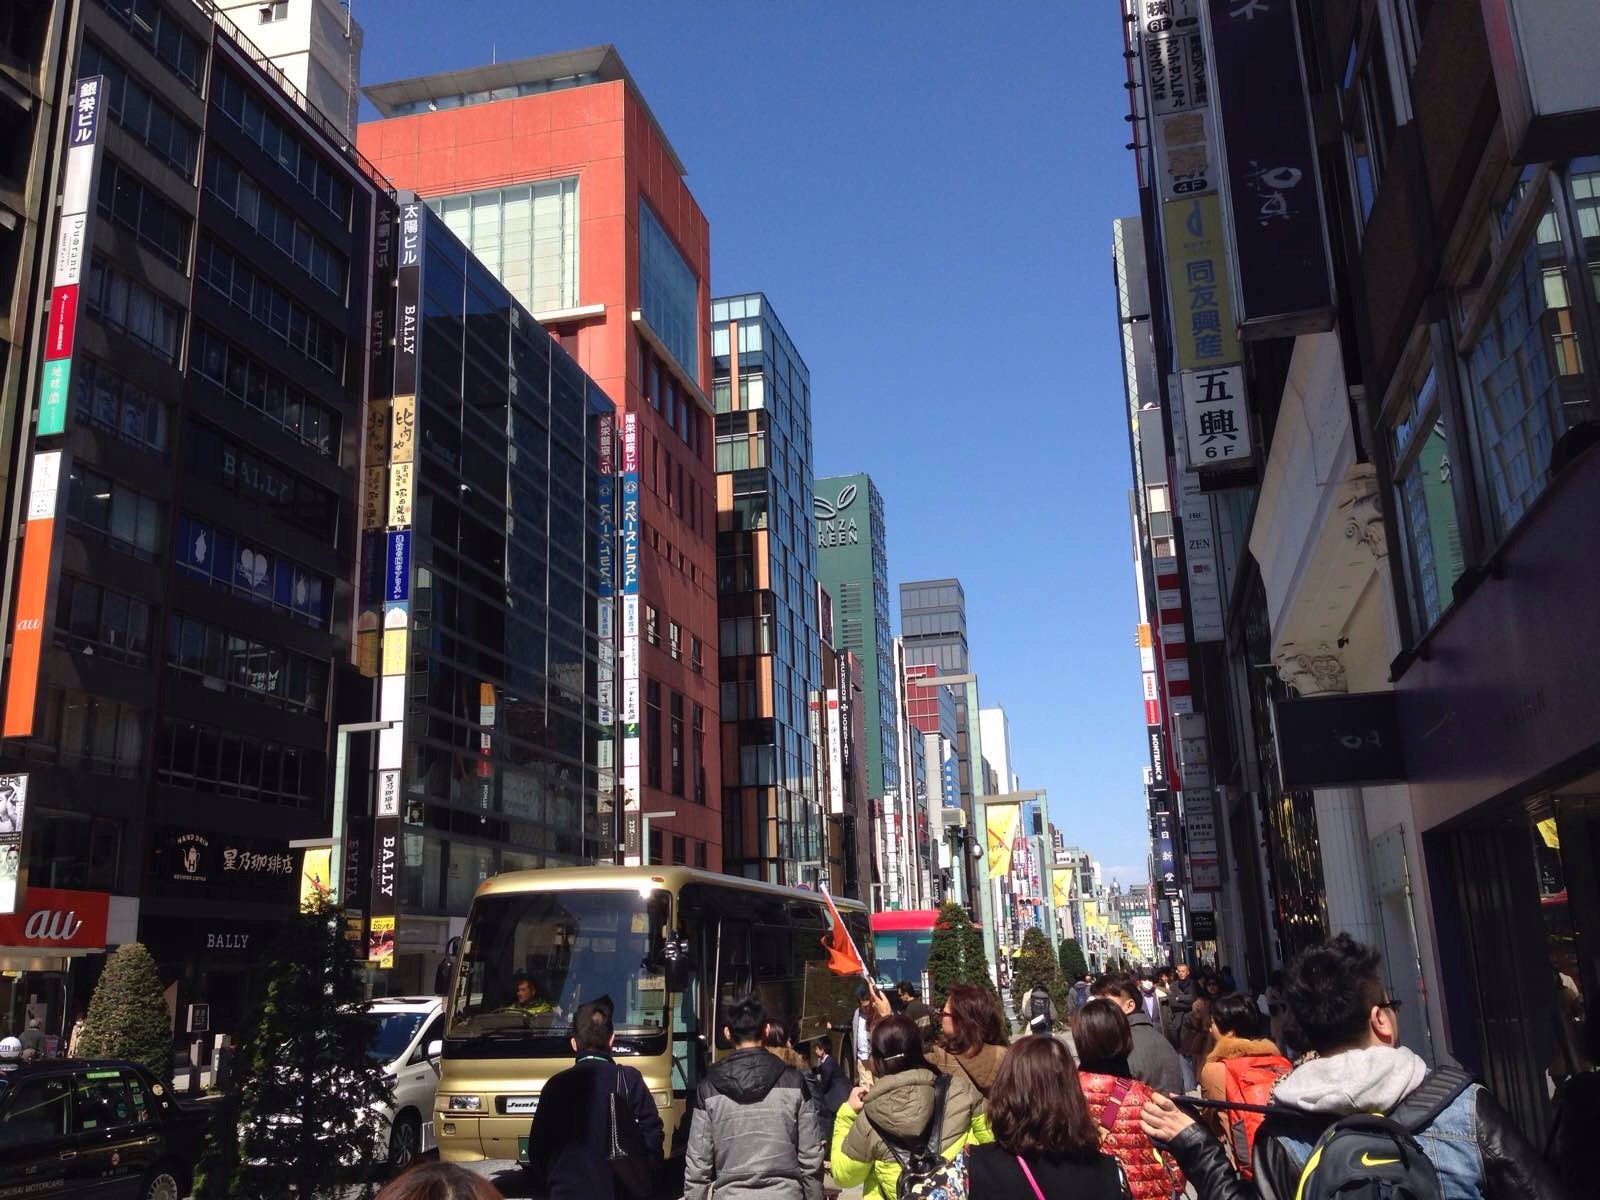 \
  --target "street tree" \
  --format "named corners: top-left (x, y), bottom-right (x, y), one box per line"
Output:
top-left (77, 942), bottom-right (173, 1082)
top-left (926, 901), bottom-right (970, 1004)
top-left (195, 901), bottom-right (392, 1200)
top-left (1012, 927), bottom-right (1066, 1023)
top-left (957, 909), bottom-right (998, 999)
top-left (1058, 937), bottom-right (1089, 983)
